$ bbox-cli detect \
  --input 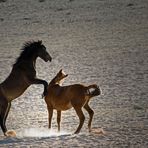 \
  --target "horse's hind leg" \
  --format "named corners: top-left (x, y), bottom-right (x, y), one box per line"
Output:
top-left (4, 102), bottom-right (11, 126)
top-left (73, 106), bottom-right (85, 134)
top-left (57, 110), bottom-right (61, 132)
top-left (0, 100), bottom-right (10, 135)
top-left (84, 101), bottom-right (94, 132)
